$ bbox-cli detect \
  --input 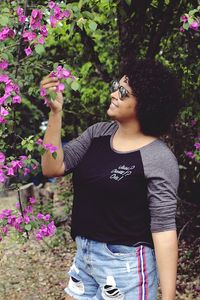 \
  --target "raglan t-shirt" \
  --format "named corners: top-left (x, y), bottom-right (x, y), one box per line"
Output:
top-left (63, 121), bottom-right (179, 248)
